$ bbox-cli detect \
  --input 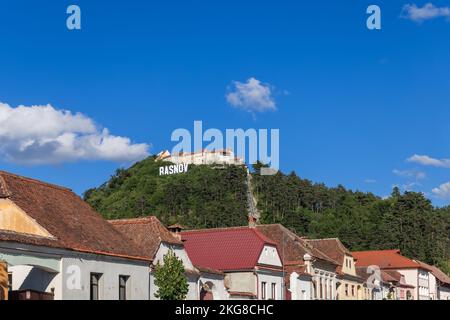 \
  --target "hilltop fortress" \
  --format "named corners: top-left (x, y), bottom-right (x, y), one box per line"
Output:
top-left (156, 149), bottom-right (245, 166)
